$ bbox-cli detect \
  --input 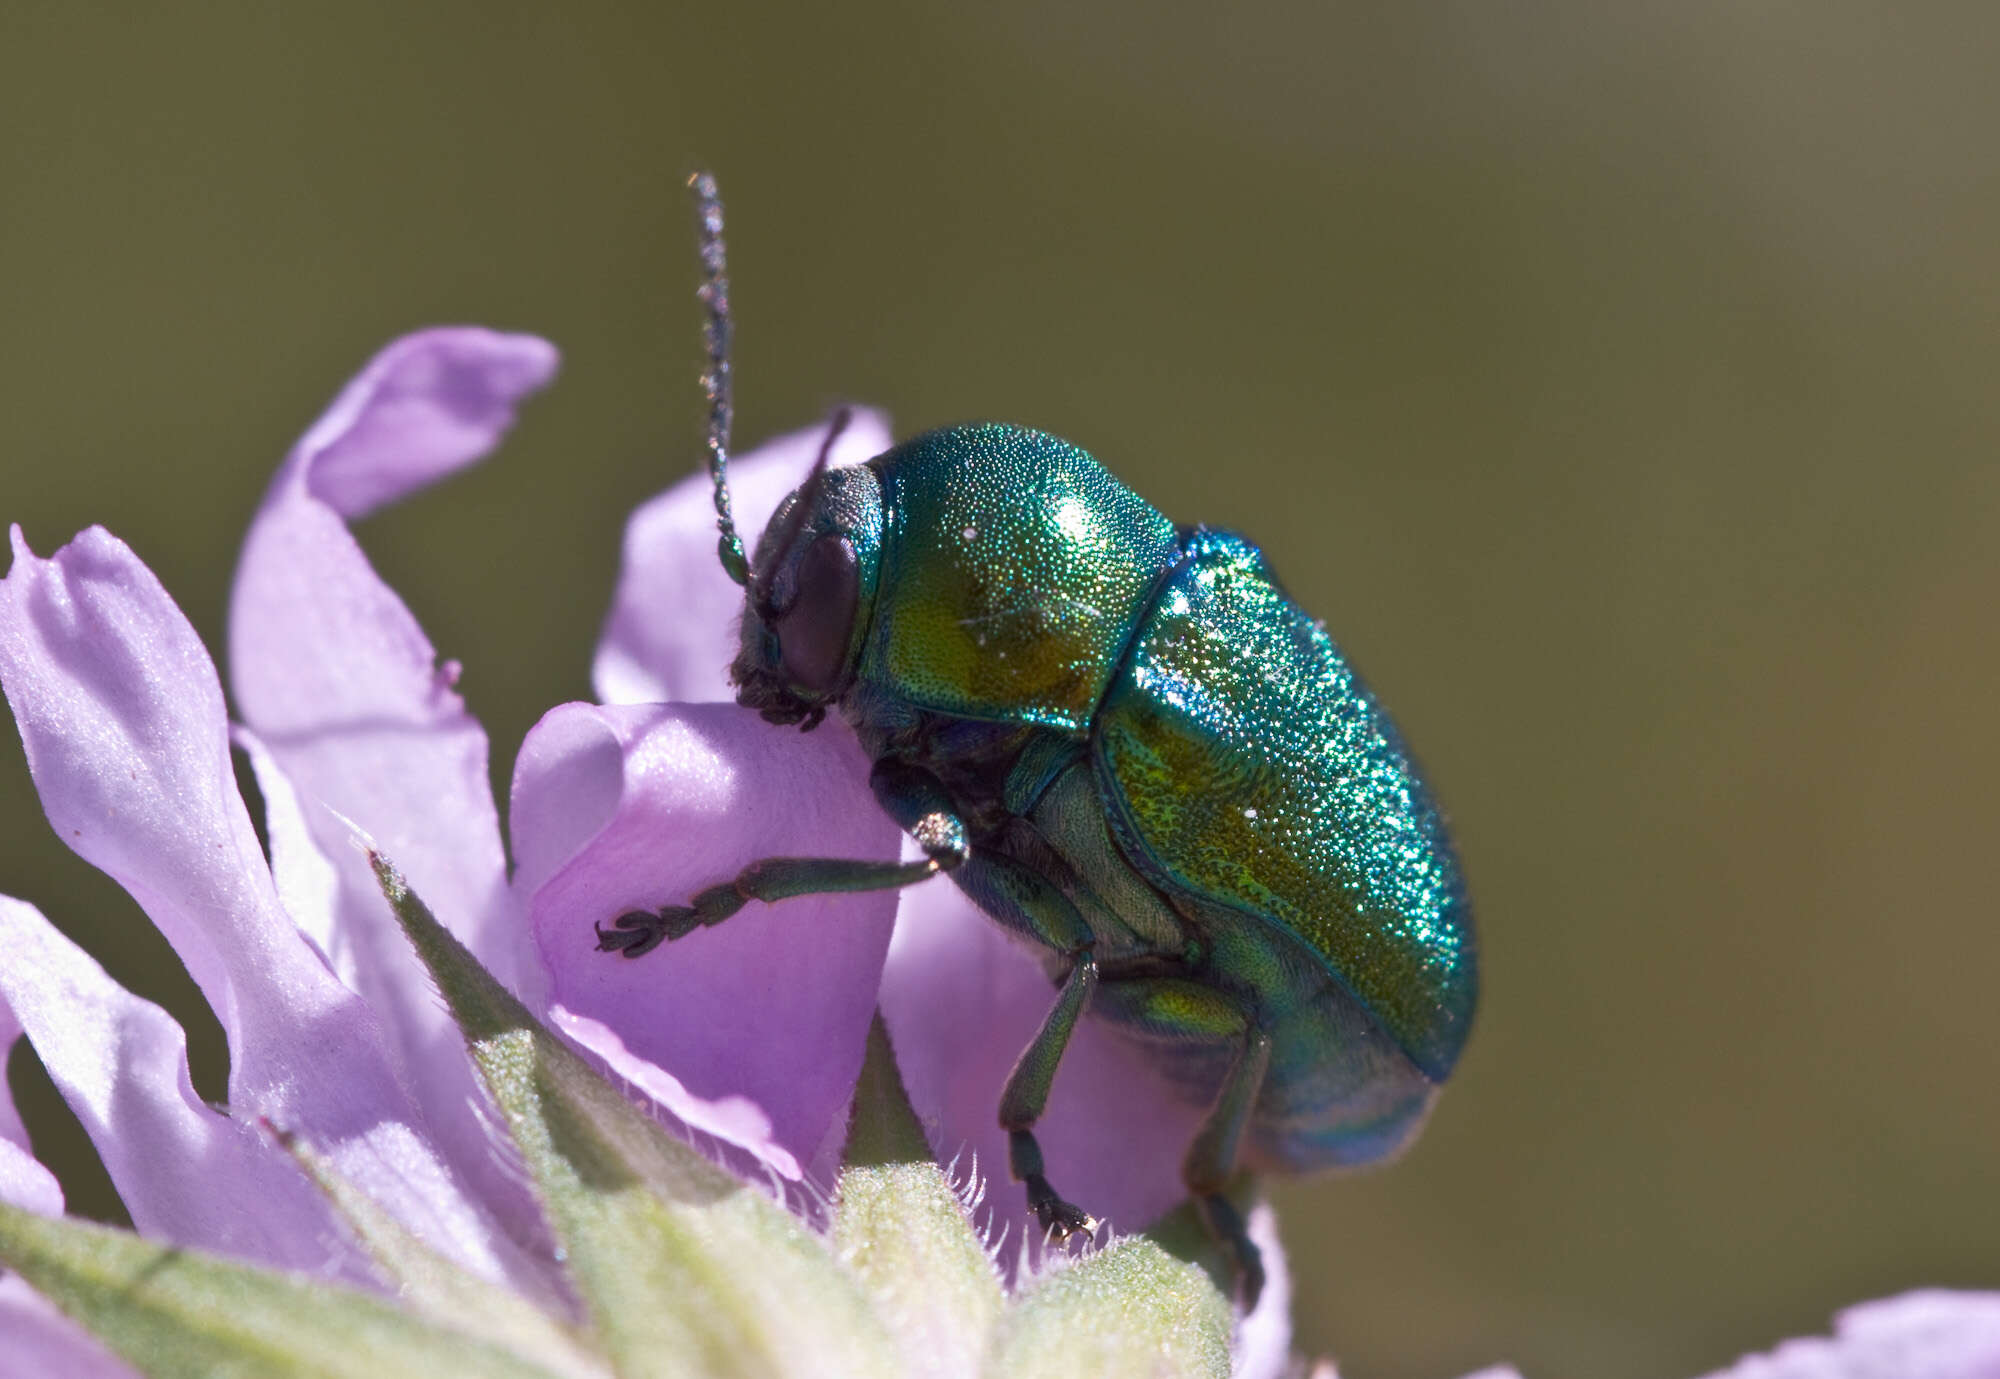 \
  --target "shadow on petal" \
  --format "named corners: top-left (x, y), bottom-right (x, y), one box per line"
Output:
top-left (550, 1005), bottom-right (800, 1181)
